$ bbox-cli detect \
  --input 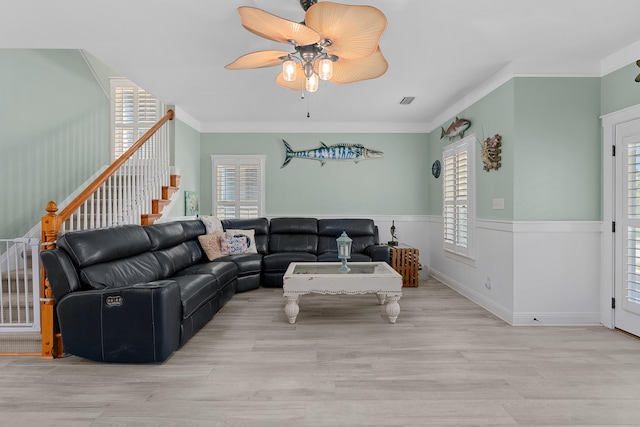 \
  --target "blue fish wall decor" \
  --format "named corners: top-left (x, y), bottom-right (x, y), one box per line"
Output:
top-left (281, 140), bottom-right (384, 168)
